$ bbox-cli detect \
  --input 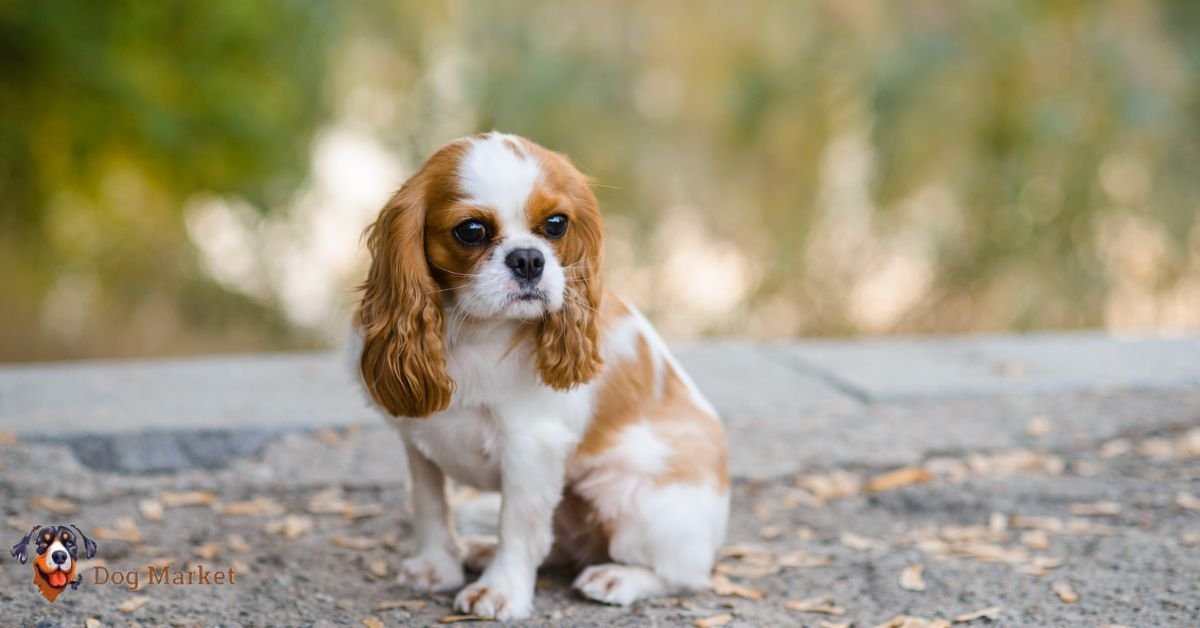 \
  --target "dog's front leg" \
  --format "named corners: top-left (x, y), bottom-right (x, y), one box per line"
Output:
top-left (454, 419), bottom-right (571, 621)
top-left (396, 438), bottom-right (464, 592)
